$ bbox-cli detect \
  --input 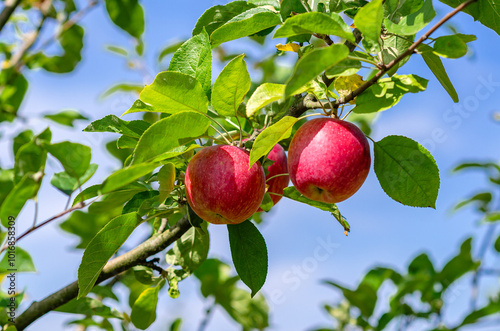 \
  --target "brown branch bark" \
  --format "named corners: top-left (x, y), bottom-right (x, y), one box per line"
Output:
top-left (0, 0), bottom-right (22, 33)
top-left (15, 215), bottom-right (191, 330)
